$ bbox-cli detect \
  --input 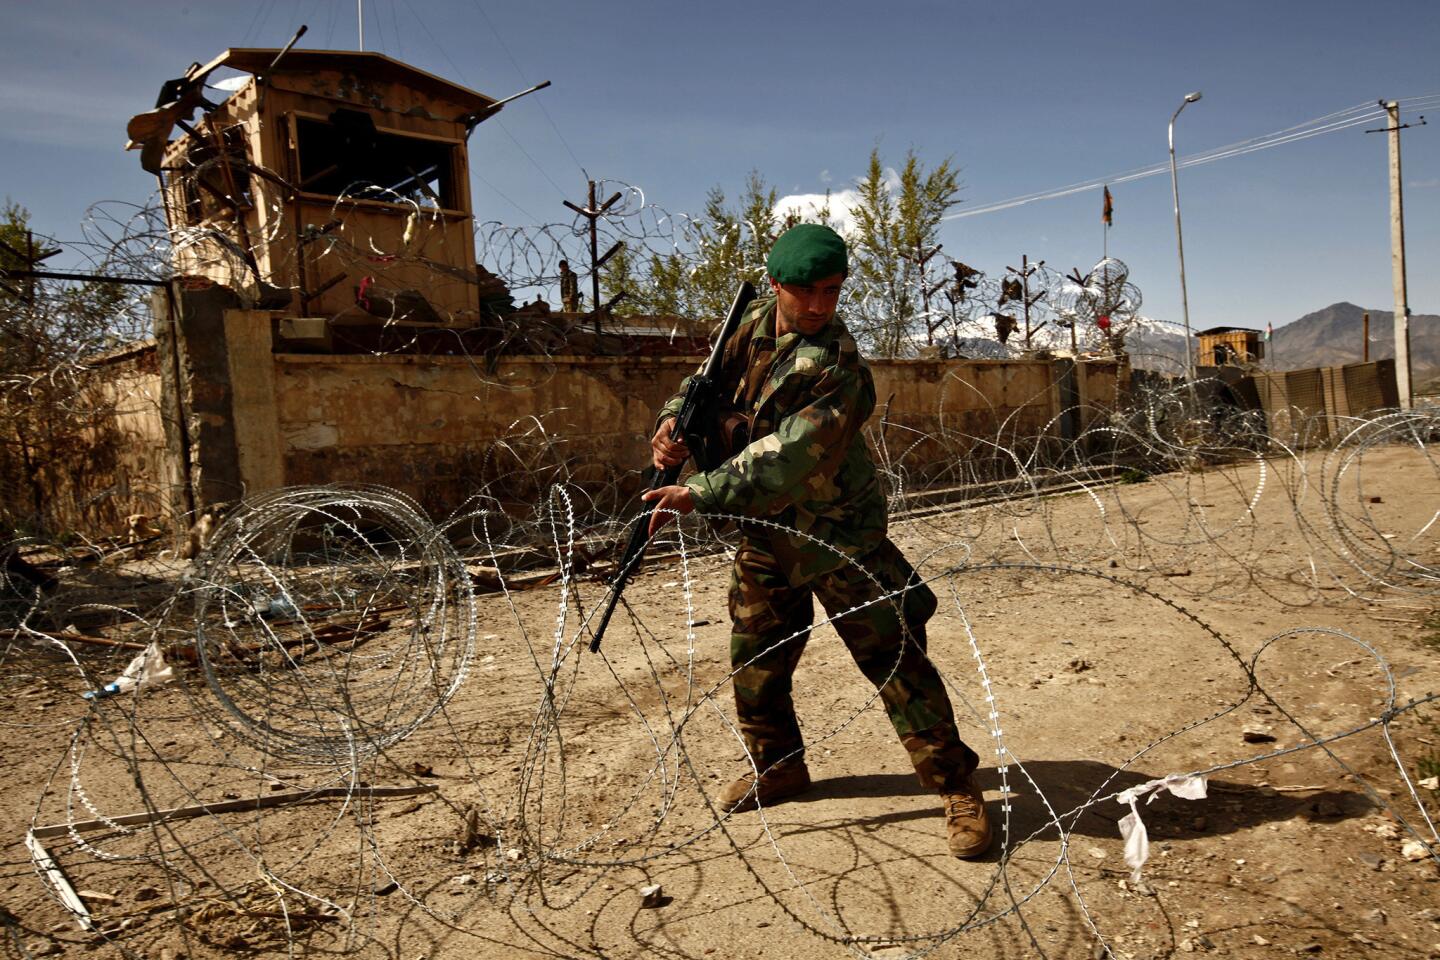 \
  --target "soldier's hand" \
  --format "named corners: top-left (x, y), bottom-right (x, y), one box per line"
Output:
top-left (651, 417), bottom-right (691, 470)
top-left (640, 485), bottom-right (694, 536)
